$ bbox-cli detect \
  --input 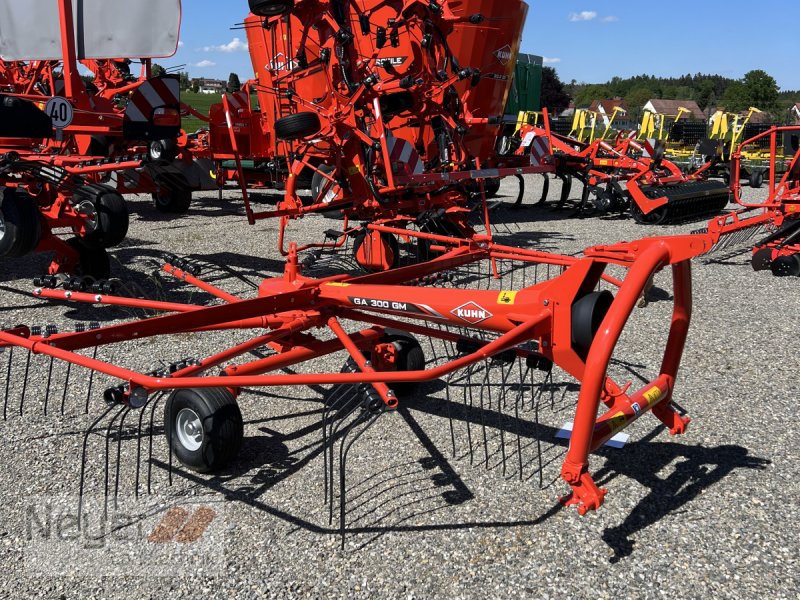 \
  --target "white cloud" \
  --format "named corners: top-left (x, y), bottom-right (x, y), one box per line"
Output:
top-left (203, 37), bottom-right (249, 53)
top-left (543, 57), bottom-right (561, 64)
top-left (602, 15), bottom-right (619, 22)
top-left (569, 11), bottom-right (597, 22)
top-left (178, 40), bottom-right (184, 48)
top-left (193, 60), bottom-right (216, 68)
